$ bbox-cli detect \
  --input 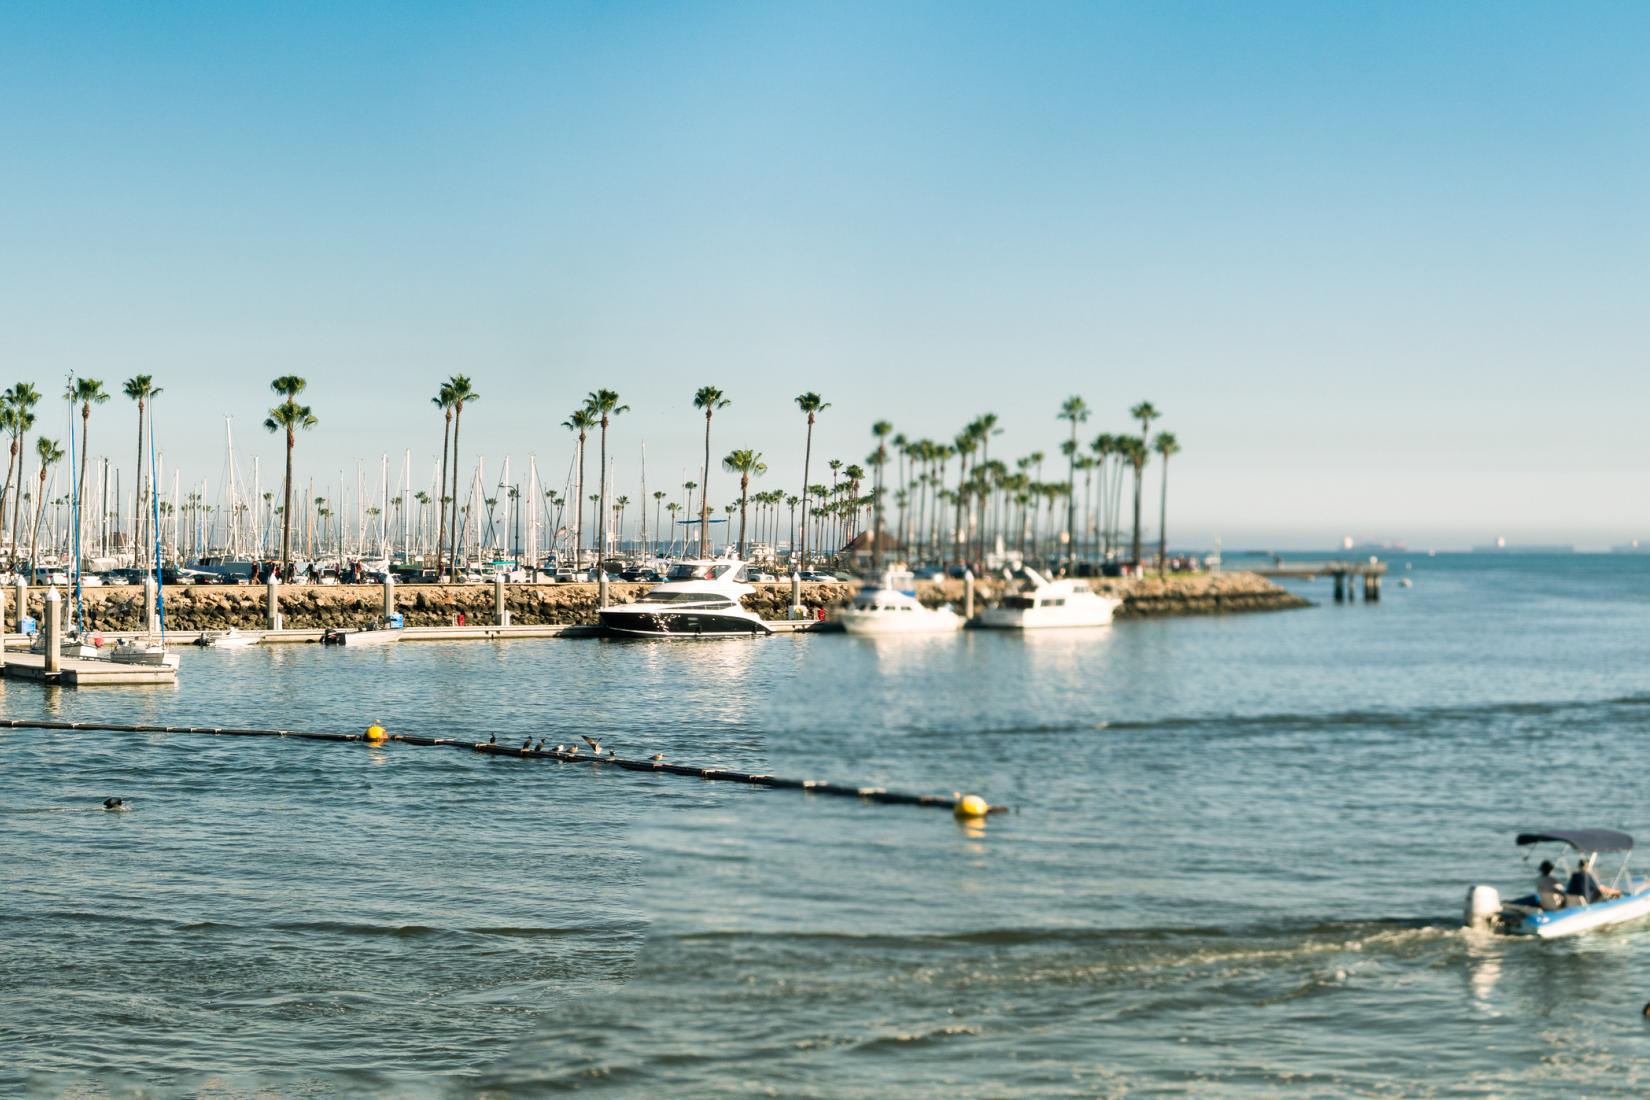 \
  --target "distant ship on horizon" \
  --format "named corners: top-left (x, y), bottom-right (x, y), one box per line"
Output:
top-left (1472, 536), bottom-right (1575, 554)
